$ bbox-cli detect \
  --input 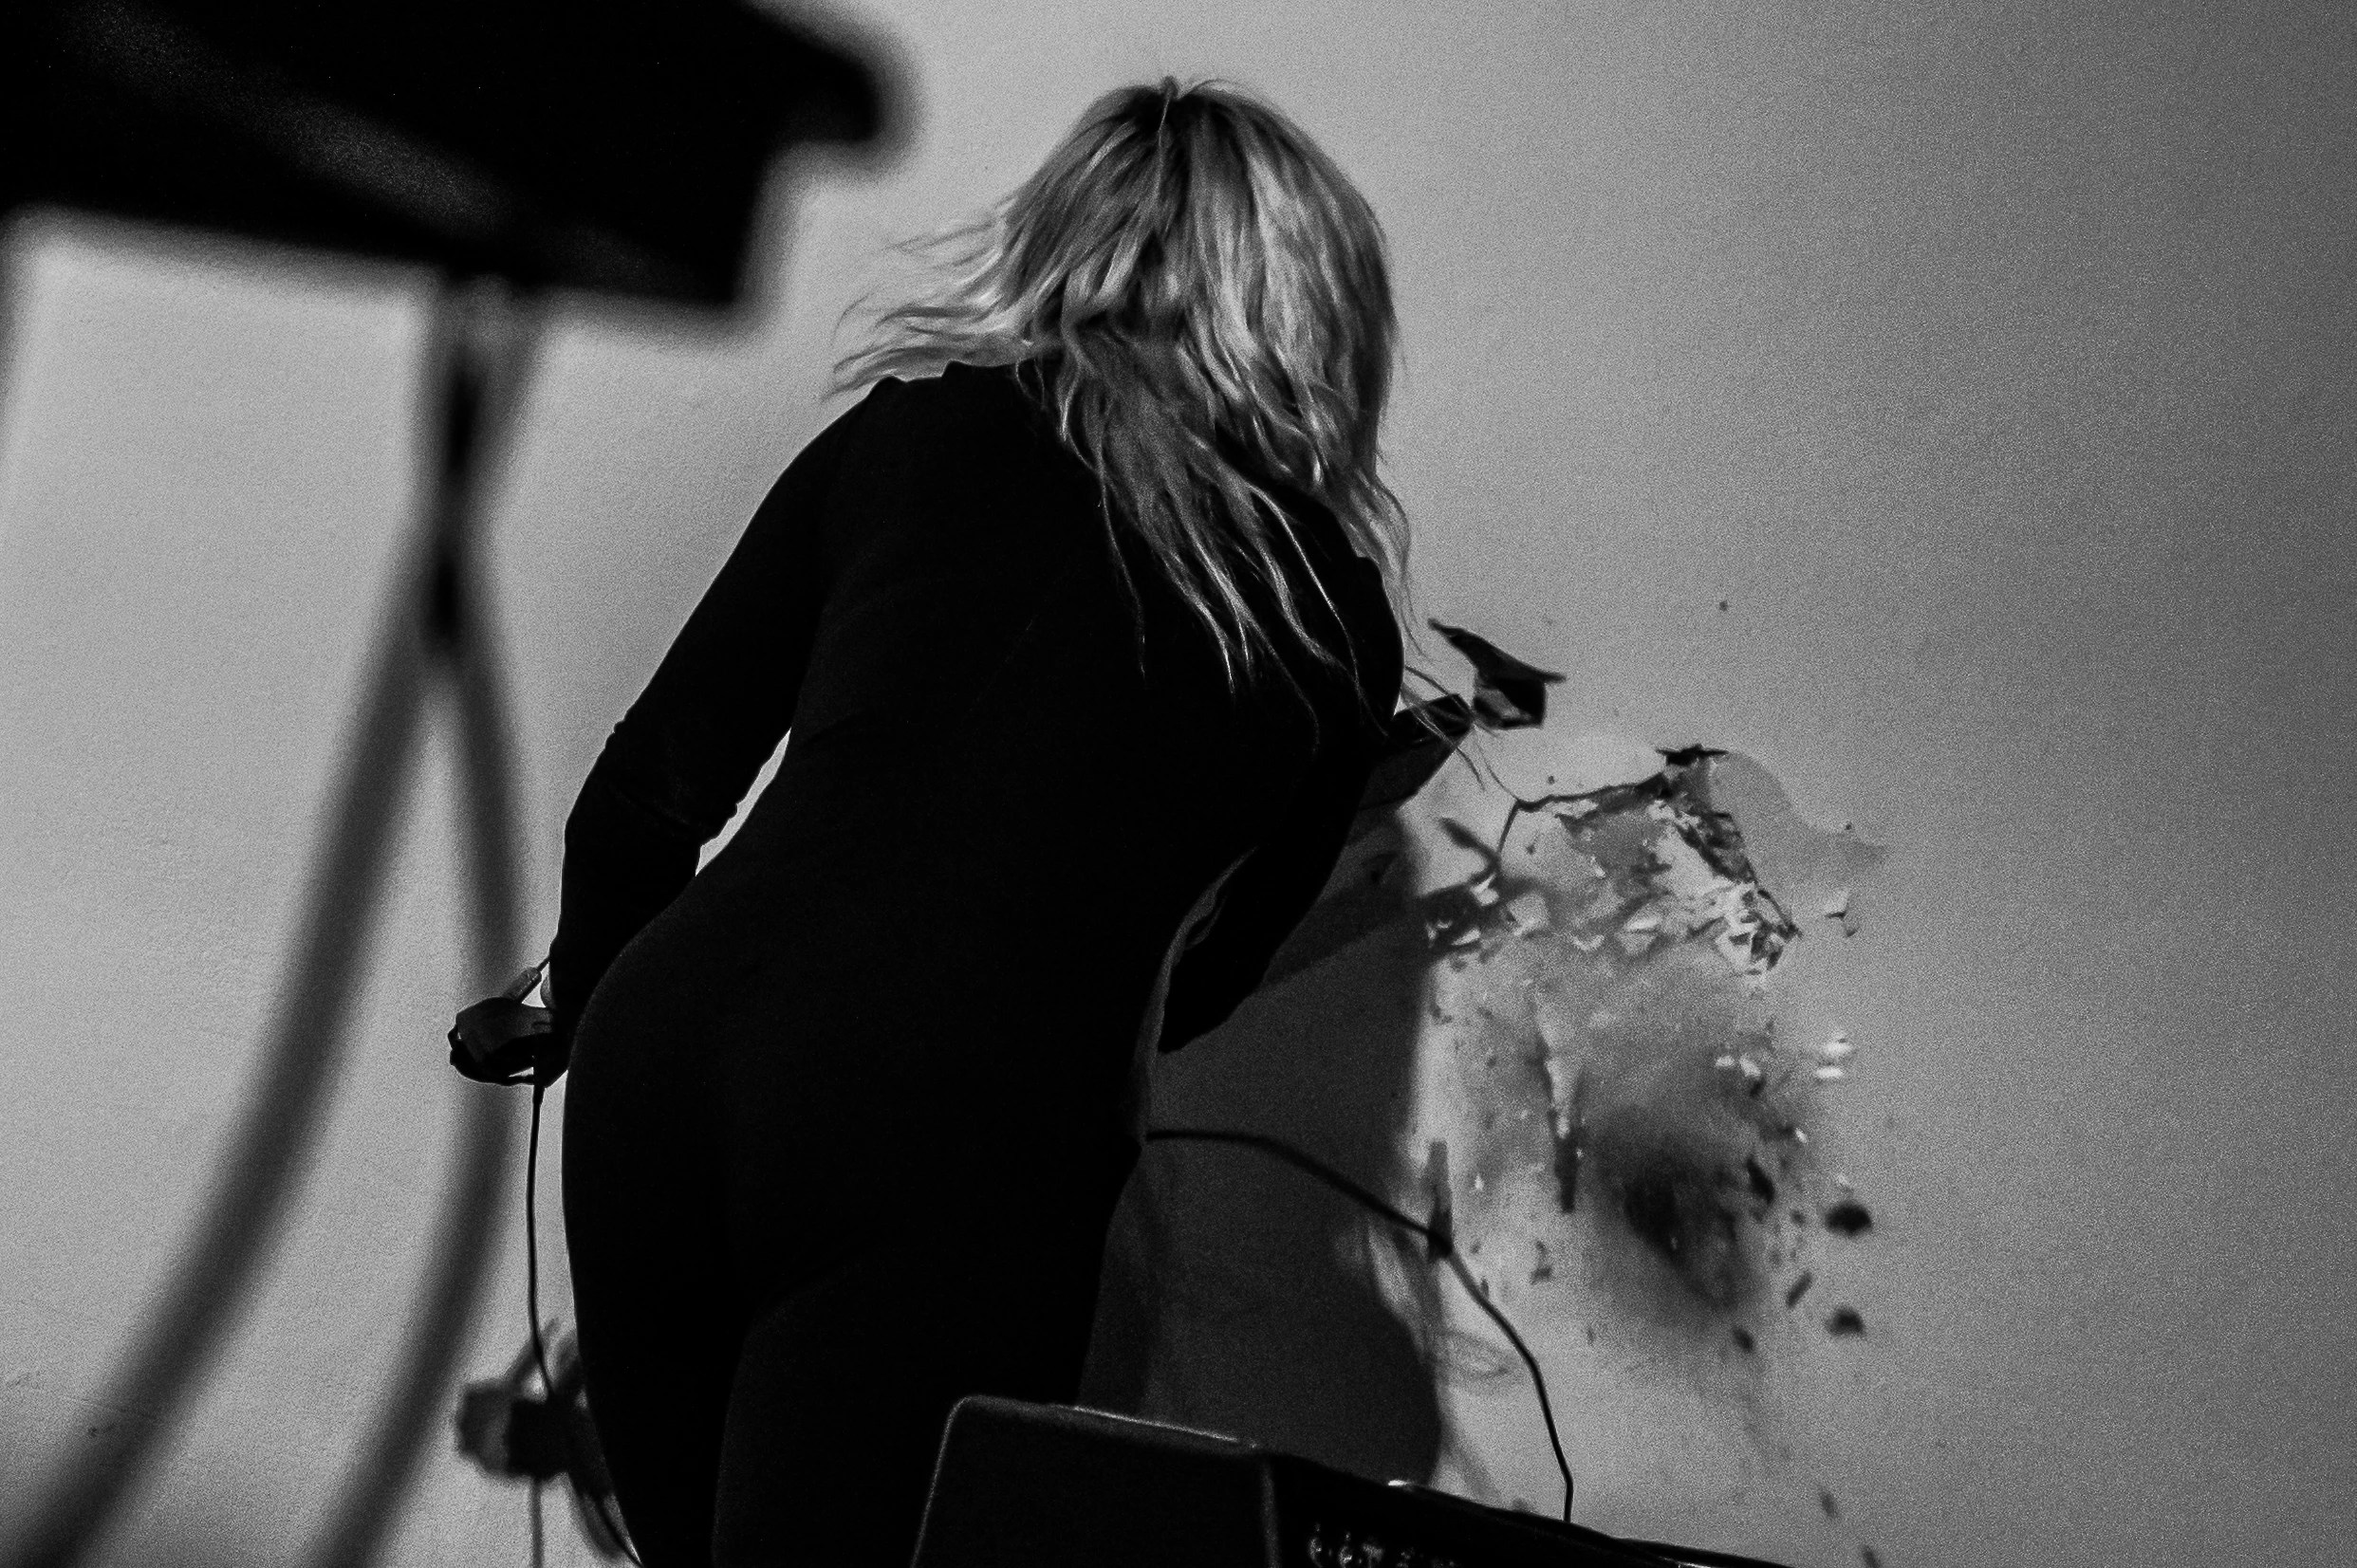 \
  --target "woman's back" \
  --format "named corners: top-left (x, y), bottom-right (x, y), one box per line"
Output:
top-left (555, 76), bottom-right (1410, 1568)
top-left (557, 353), bottom-right (1400, 1230)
